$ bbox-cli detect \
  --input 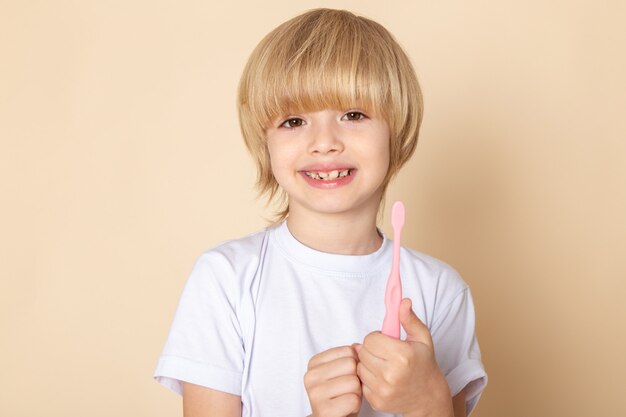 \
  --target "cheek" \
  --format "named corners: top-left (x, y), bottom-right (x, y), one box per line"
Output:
top-left (373, 140), bottom-right (391, 184)
top-left (380, 139), bottom-right (390, 159)
top-left (267, 144), bottom-right (295, 182)
top-left (373, 134), bottom-right (391, 170)
top-left (266, 140), bottom-right (283, 166)
top-left (268, 138), bottom-right (300, 162)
